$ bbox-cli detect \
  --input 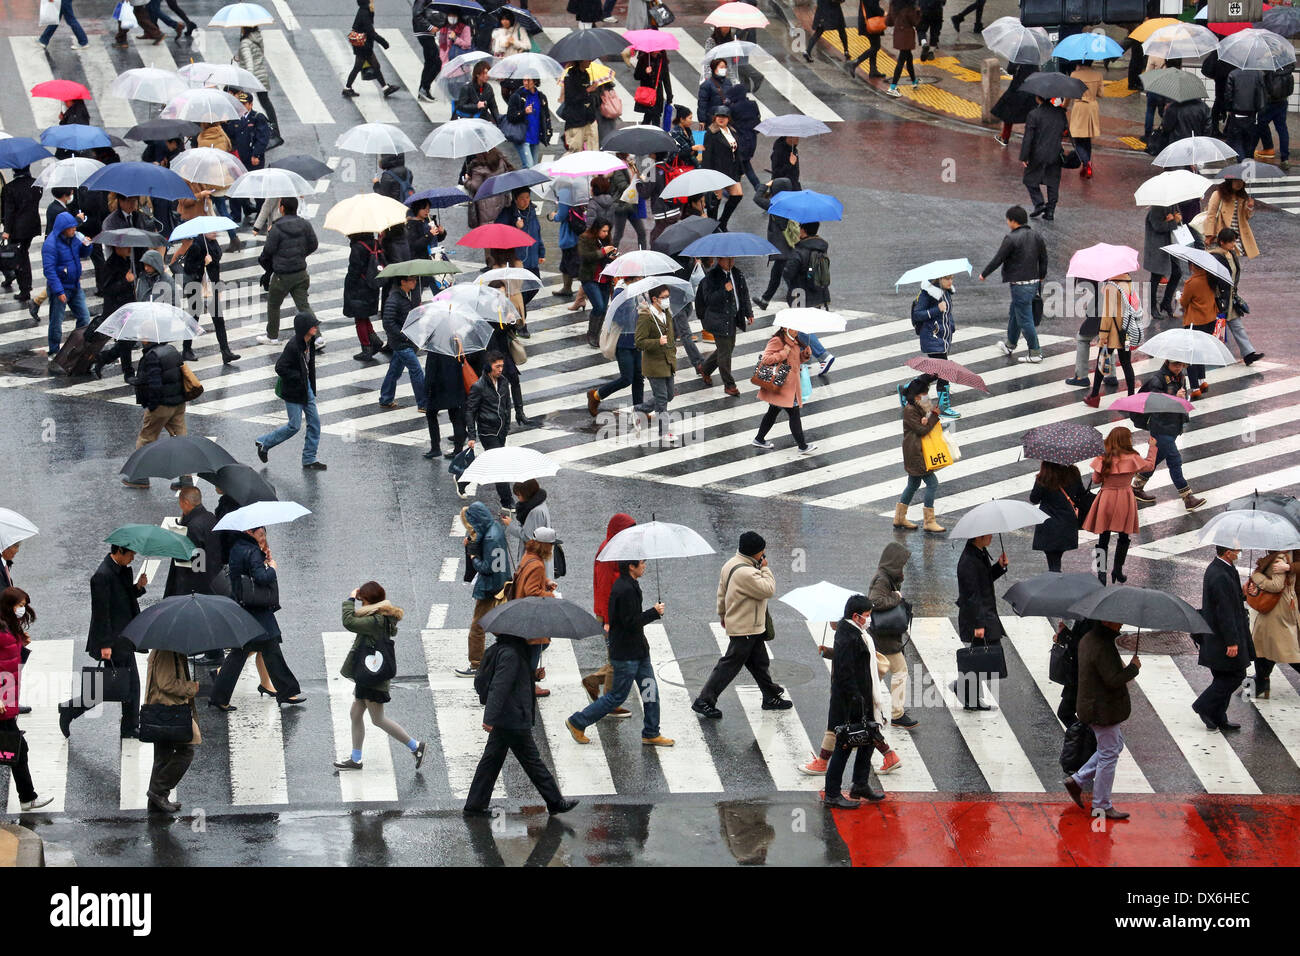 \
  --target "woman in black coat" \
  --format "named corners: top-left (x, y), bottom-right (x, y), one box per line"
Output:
top-left (0, 166), bottom-right (42, 301)
top-left (344, 232), bottom-right (385, 361)
top-left (343, 0), bottom-right (399, 98)
top-left (701, 107), bottom-right (744, 229)
top-left (806, 0), bottom-right (851, 63)
top-left (770, 137), bottom-right (800, 189)
top-left (1028, 461), bottom-right (1087, 572)
top-left (753, 176), bottom-right (795, 307)
top-left (991, 62), bottom-right (1038, 145)
top-left (424, 351), bottom-right (468, 460)
top-left (633, 50), bottom-right (673, 129)
top-left (956, 535), bottom-right (1007, 644)
top-left (724, 83), bottom-right (761, 190)
top-left (850, 0), bottom-right (887, 77)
